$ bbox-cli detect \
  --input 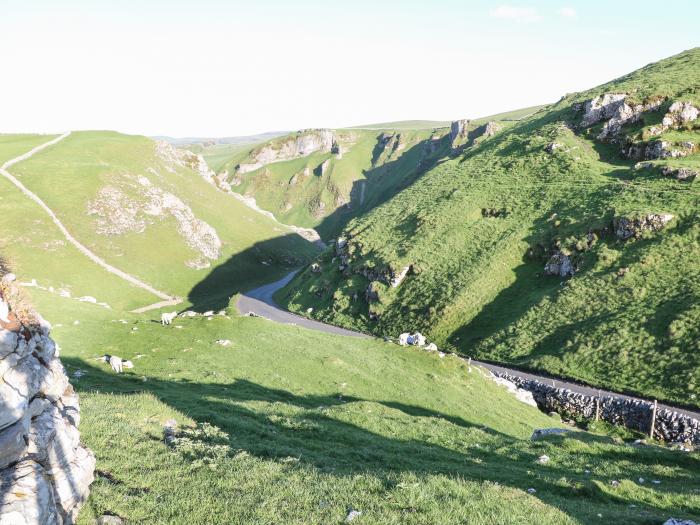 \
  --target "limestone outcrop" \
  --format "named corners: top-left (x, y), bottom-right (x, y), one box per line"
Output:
top-left (237, 129), bottom-right (337, 172)
top-left (450, 119), bottom-right (470, 149)
top-left (0, 273), bottom-right (95, 524)
top-left (613, 214), bottom-right (673, 240)
top-left (544, 251), bottom-right (574, 277)
top-left (661, 166), bottom-right (698, 181)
